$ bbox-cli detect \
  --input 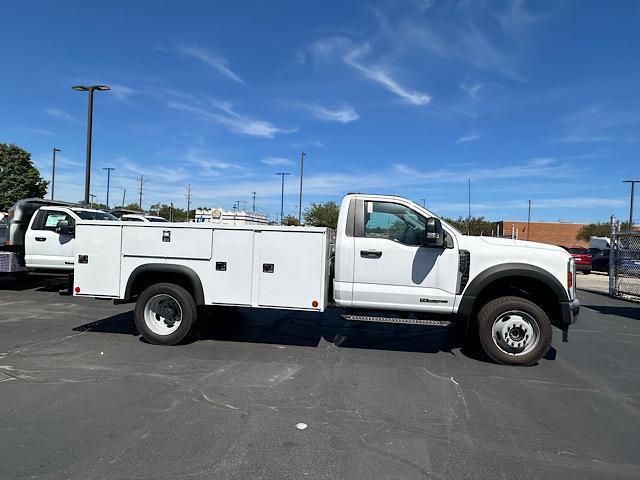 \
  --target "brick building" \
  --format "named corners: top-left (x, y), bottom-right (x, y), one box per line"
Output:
top-left (496, 221), bottom-right (588, 248)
